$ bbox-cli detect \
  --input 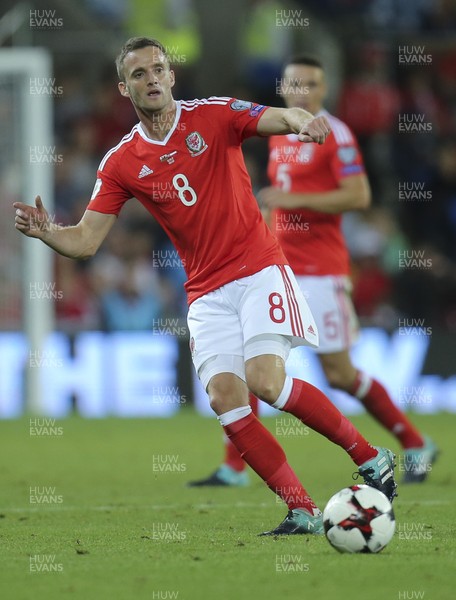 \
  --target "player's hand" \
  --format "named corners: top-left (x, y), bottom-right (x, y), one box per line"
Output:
top-left (258, 186), bottom-right (291, 209)
top-left (298, 115), bottom-right (331, 144)
top-left (14, 196), bottom-right (51, 239)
